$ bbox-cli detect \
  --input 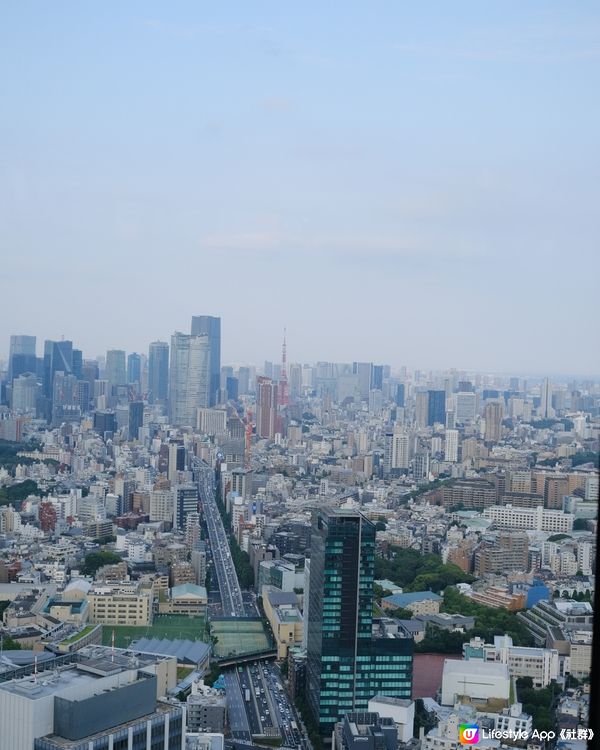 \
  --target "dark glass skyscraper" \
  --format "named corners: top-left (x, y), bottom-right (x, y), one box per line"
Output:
top-left (427, 389), bottom-right (446, 426)
top-left (43, 340), bottom-right (73, 399)
top-left (306, 510), bottom-right (413, 737)
top-left (148, 341), bottom-right (169, 405)
top-left (191, 315), bottom-right (221, 406)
